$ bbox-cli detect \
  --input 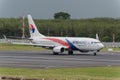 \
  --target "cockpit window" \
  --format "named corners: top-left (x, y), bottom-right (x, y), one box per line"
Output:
top-left (91, 42), bottom-right (100, 44)
top-left (73, 41), bottom-right (86, 44)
